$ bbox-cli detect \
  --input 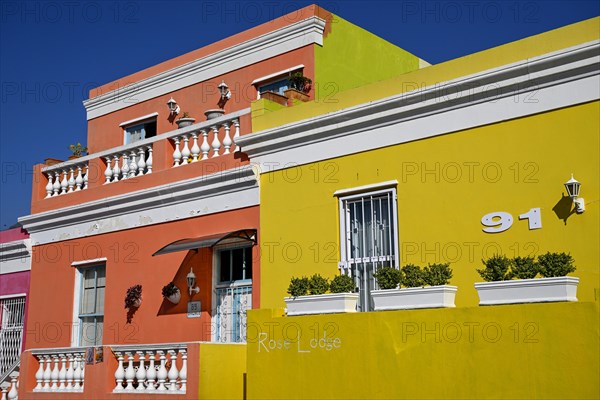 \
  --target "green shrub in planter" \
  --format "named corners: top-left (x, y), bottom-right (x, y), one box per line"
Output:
top-left (401, 264), bottom-right (425, 287)
top-left (308, 274), bottom-right (329, 295)
top-left (423, 263), bottom-right (453, 286)
top-left (288, 277), bottom-right (309, 297)
top-left (478, 255), bottom-right (513, 282)
top-left (374, 266), bottom-right (401, 290)
top-left (511, 256), bottom-right (539, 279)
top-left (330, 275), bottom-right (355, 293)
top-left (537, 252), bottom-right (576, 277)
